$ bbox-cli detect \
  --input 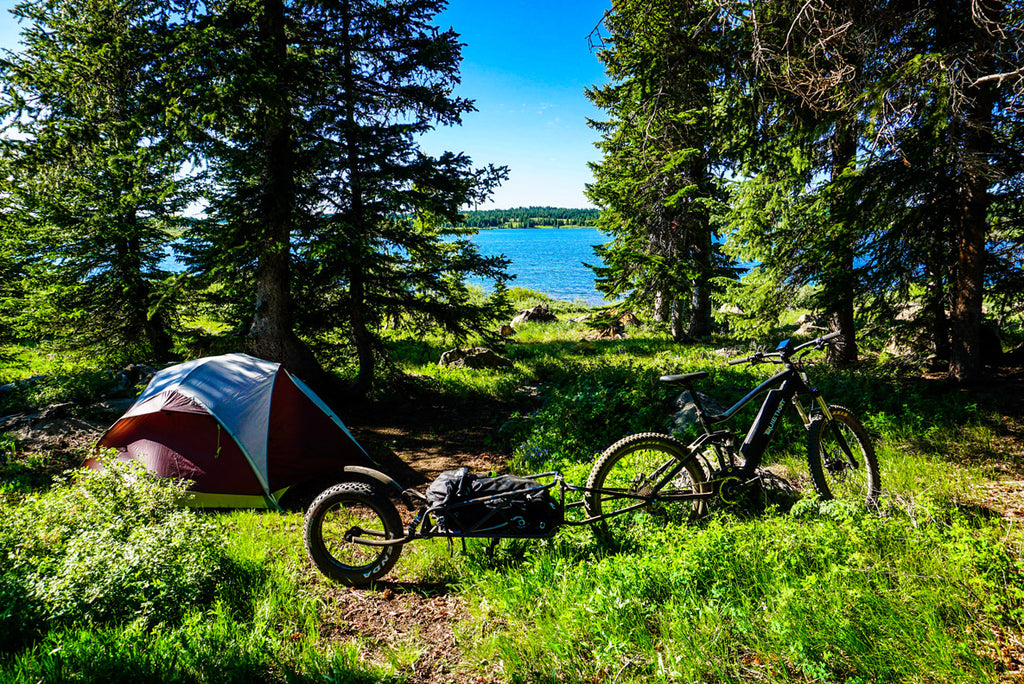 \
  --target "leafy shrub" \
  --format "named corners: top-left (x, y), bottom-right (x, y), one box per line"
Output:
top-left (508, 360), bottom-right (669, 468)
top-left (0, 458), bottom-right (232, 651)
